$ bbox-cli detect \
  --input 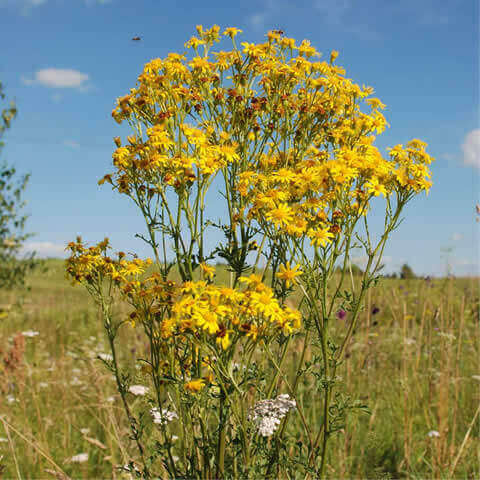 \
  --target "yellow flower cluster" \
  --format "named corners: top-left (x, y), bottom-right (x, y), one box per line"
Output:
top-left (99, 123), bottom-right (240, 194)
top-left (238, 137), bottom-right (433, 245)
top-left (65, 237), bottom-right (152, 284)
top-left (65, 240), bottom-right (301, 350)
top-left (104, 25), bottom-right (433, 248)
